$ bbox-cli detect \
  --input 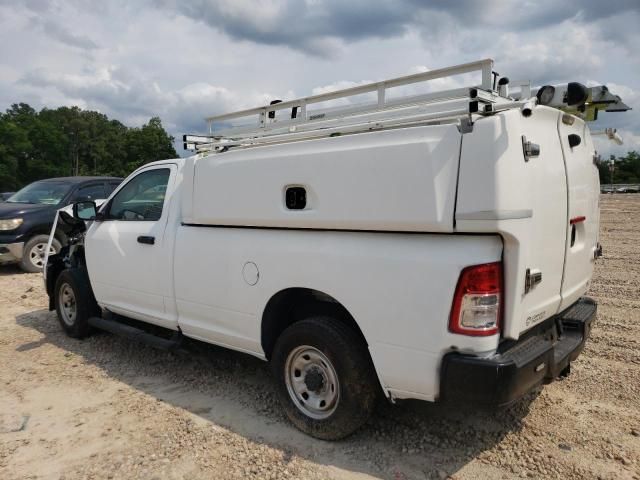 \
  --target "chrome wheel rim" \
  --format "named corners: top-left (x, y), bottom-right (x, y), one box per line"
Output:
top-left (58, 282), bottom-right (77, 326)
top-left (284, 345), bottom-right (340, 420)
top-left (29, 242), bottom-right (56, 269)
